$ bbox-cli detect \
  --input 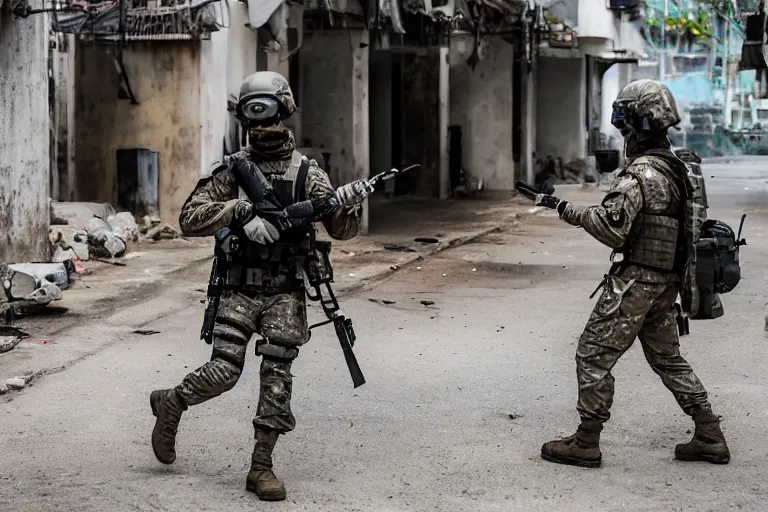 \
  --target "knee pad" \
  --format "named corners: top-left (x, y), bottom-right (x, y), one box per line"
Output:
top-left (210, 351), bottom-right (246, 376)
top-left (256, 338), bottom-right (299, 362)
top-left (213, 323), bottom-right (250, 346)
